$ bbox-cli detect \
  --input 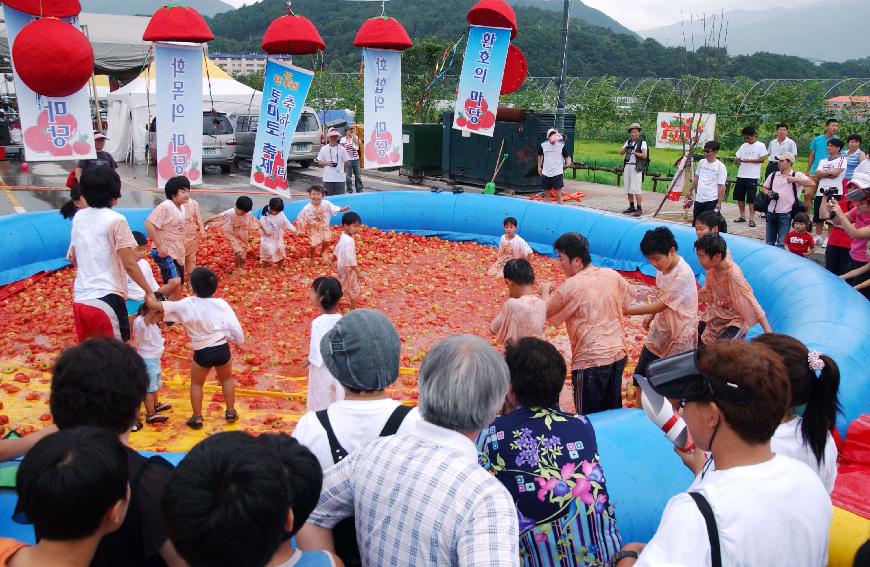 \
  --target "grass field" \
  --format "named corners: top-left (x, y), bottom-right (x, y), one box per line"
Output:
top-left (570, 140), bottom-right (812, 199)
